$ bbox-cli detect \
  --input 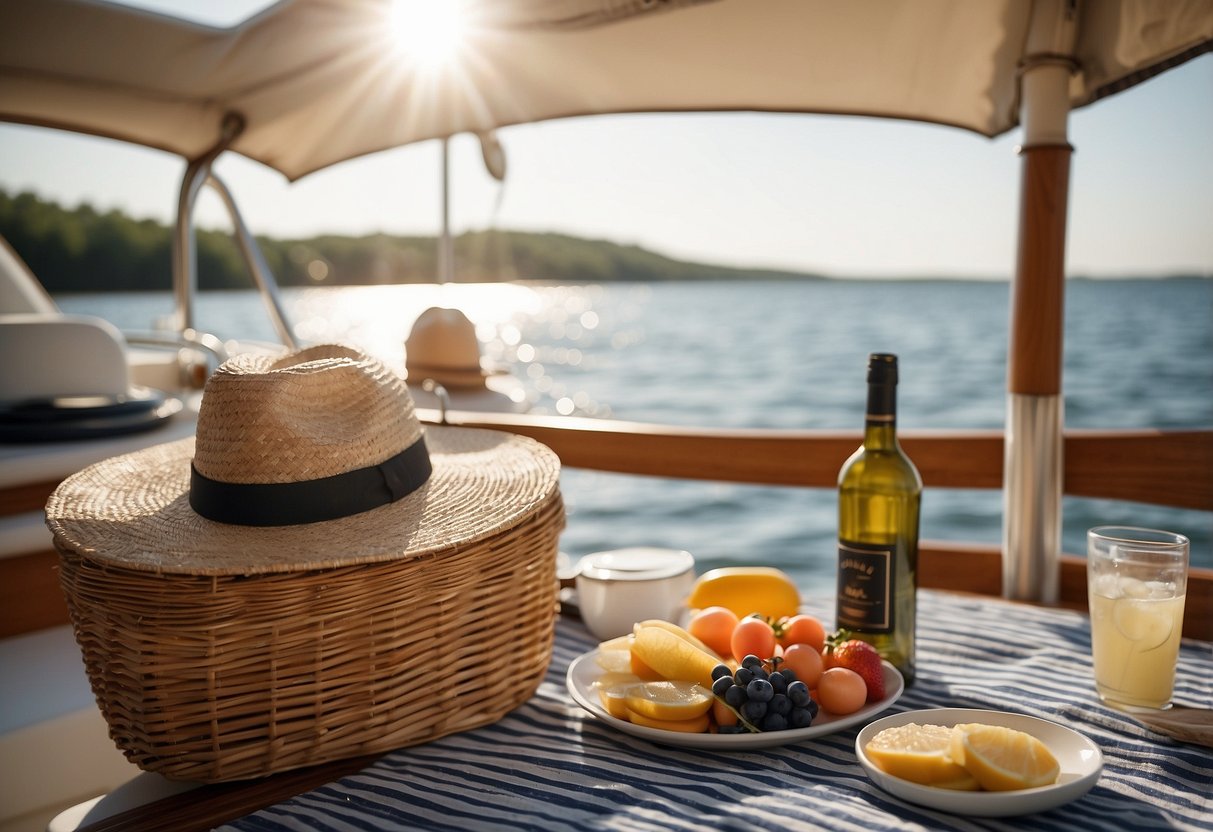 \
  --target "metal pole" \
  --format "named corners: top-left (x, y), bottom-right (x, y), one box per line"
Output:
top-left (205, 173), bottom-right (298, 349)
top-left (170, 113), bottom-right (244, 336)
top-left (1002, 0), bottom-right (1077, 603)
top-left (439, 137), bottom-right (454, 284)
